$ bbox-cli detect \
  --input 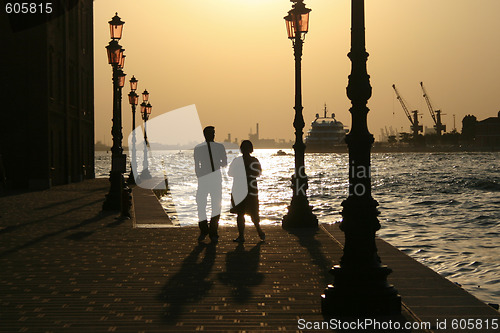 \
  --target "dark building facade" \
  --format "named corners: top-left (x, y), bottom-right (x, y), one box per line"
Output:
top-left (0, 1), bottom-right (94, 190)
top-left (461, 115), bottom-right (477, 142)
top-left (476, 111), bottom-right (500, 149)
